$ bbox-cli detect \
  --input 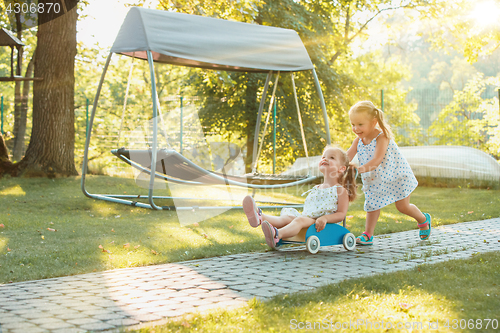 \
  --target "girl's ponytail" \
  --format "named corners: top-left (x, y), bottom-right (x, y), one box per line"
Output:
top-left (324, 146), bottom-right (358, 202)
top-left (341, 163), bottom-right (358, 202)
top-left (374, 108), bottom-right (394, 141)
